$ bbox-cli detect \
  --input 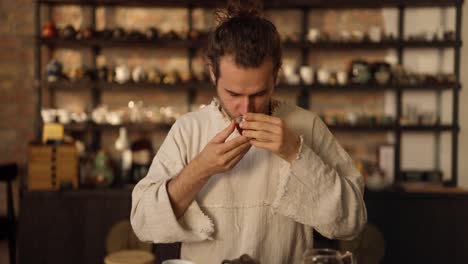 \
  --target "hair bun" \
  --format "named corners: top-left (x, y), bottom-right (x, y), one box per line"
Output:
top-left (226, 0), bottom-right (263, 18)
